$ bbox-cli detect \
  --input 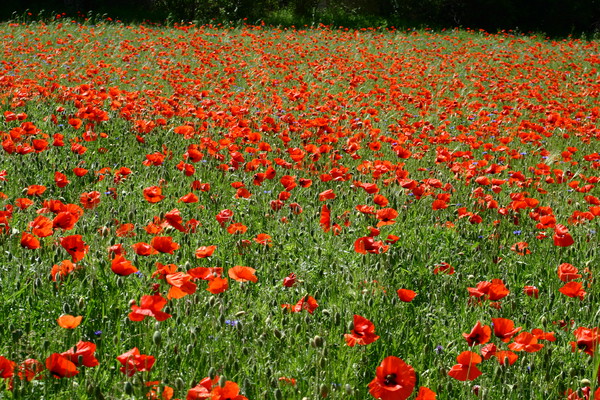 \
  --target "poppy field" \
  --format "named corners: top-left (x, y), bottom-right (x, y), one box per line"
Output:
top-left (0, 19), bottom-right (600, 400)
